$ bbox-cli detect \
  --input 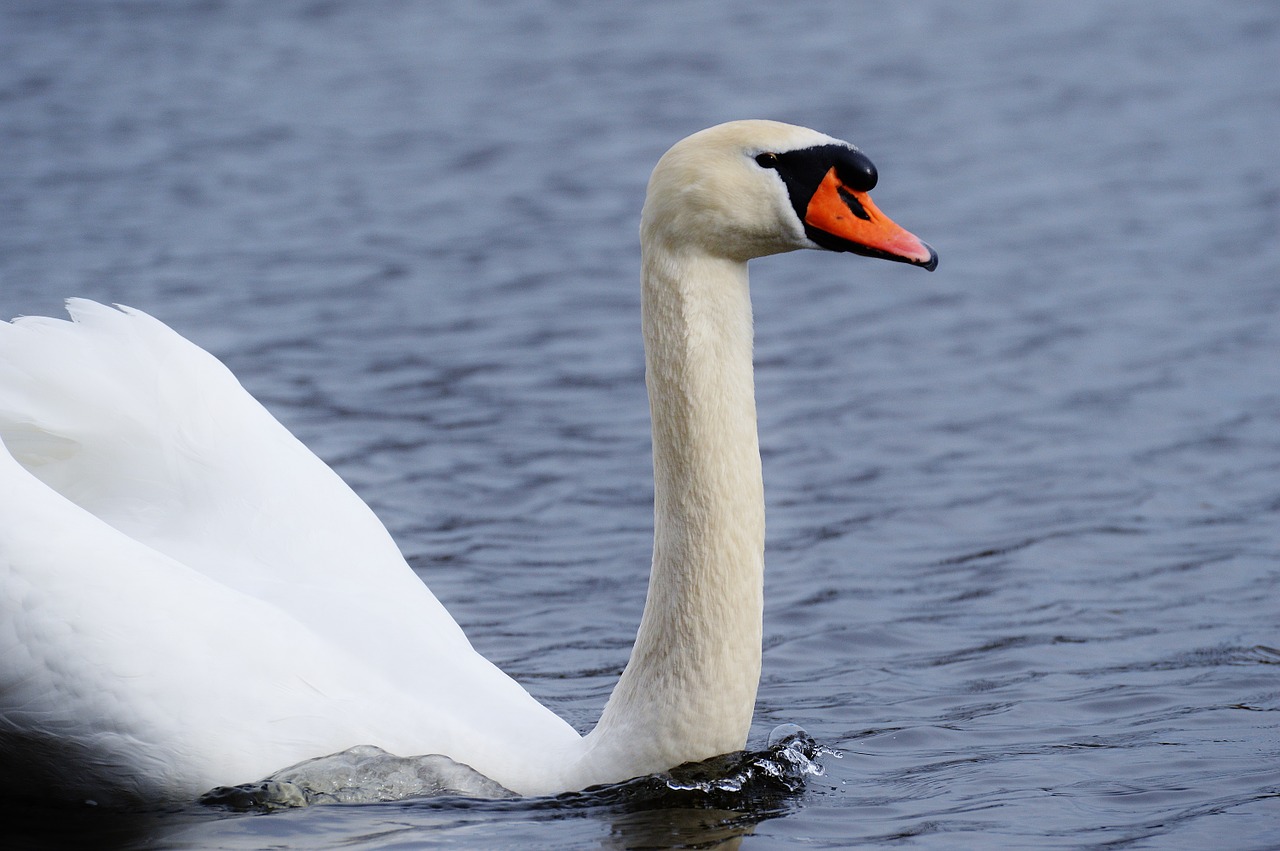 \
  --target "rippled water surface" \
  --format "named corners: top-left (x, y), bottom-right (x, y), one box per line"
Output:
top-left (2, 0), bottom-right (1278, 848)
